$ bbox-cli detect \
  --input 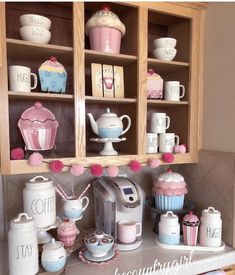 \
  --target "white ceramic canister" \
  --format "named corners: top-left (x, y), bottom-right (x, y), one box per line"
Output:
top-left (41, 238), bottom-right (66, 272)
top-left (199, 206), bottom-right (222, 247)
top-left (8, 213), bottom-right (39, 275)
top-left (23, 175), bottom-right (56, 228)
top-left (158, 211), bottom-right (180, 245)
